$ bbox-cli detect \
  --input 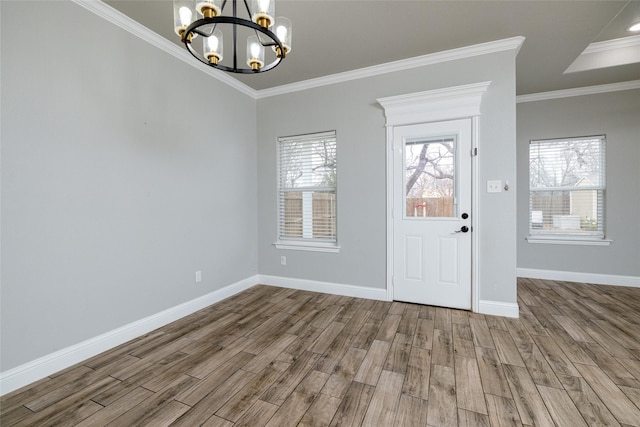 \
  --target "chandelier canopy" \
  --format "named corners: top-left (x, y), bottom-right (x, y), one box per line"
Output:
top-left (173, 0), bottom-right (292, 74)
